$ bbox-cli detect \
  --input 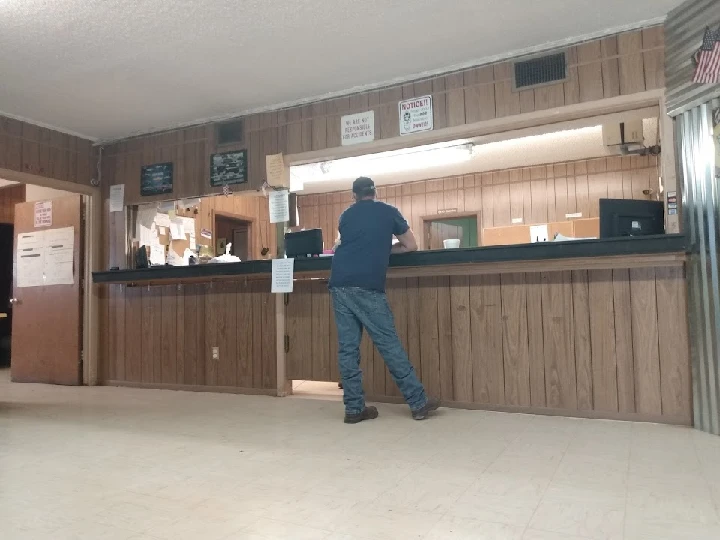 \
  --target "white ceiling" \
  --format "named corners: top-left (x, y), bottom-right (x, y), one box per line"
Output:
top-left (0, 0), bottom-right (682, 141)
